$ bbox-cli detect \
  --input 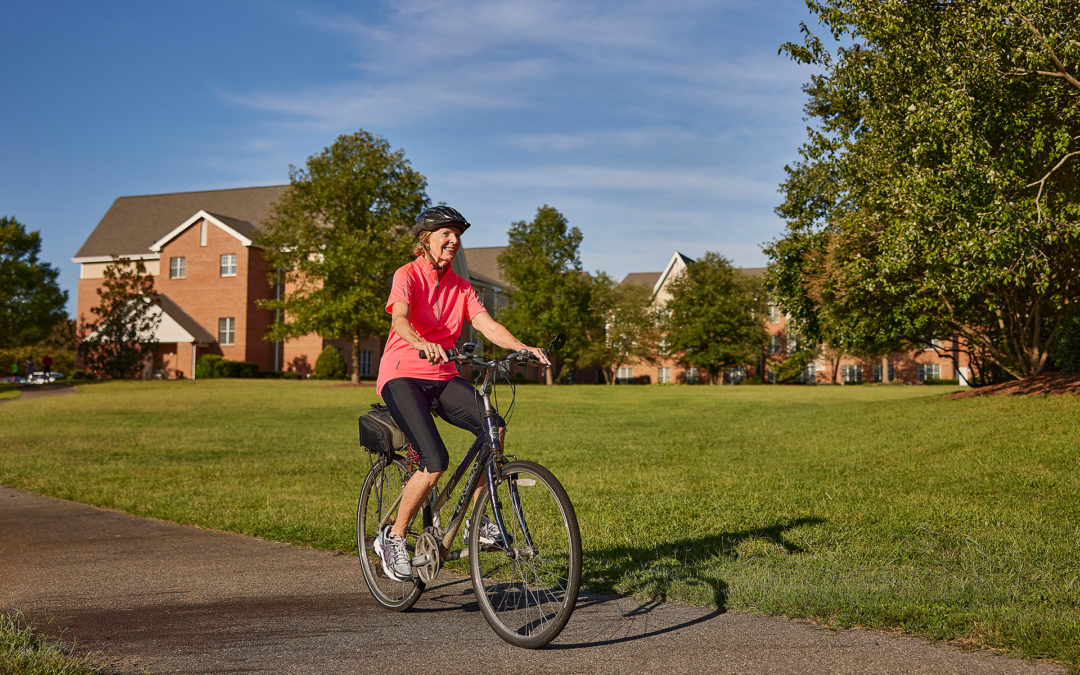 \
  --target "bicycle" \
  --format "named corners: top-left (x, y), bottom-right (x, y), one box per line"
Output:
top-left (355, 335), bottom-right (582, 649)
